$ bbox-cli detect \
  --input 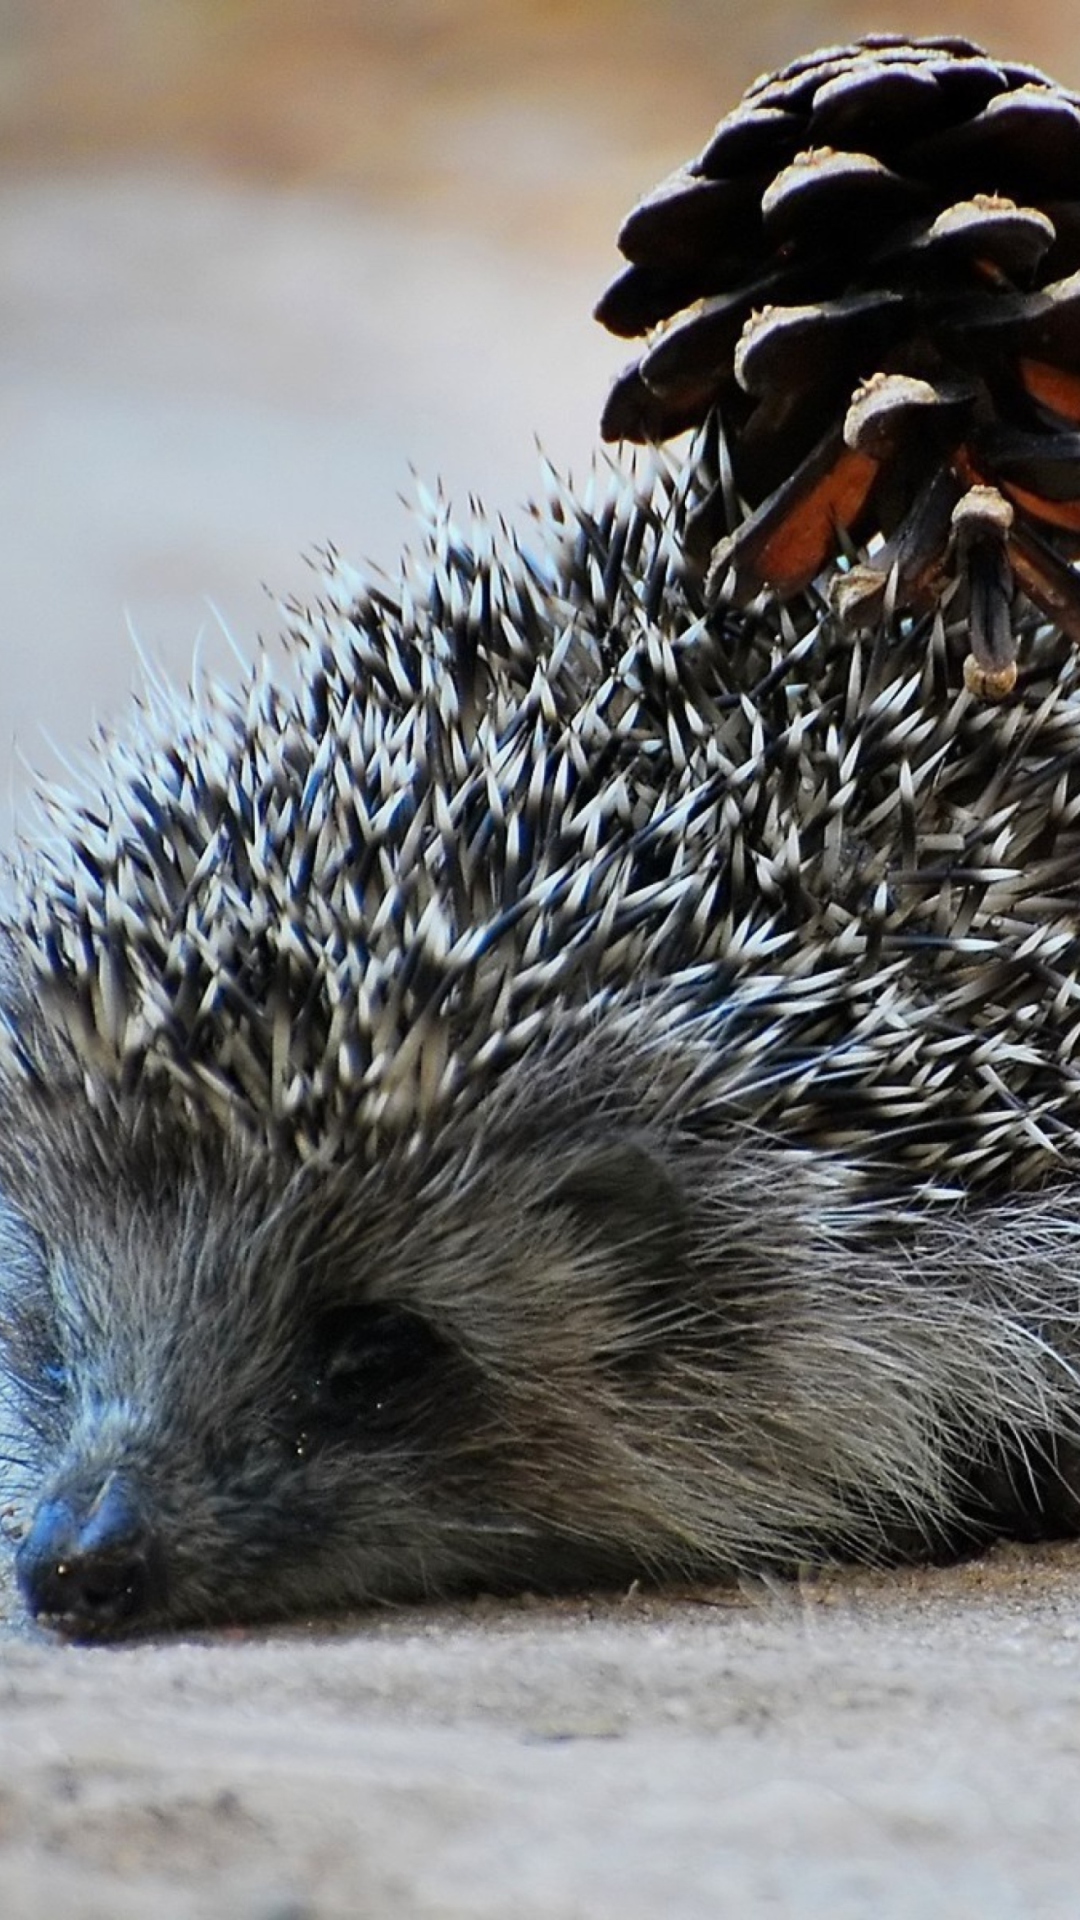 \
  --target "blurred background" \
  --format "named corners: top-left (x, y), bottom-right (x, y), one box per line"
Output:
top-left (2, 0), bottom-right (1078, 839)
